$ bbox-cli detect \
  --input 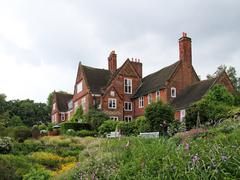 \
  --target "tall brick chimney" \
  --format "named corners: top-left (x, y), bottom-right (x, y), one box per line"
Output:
top-left (108, 50), bottom-right (117, 73)
top-left (179, 32), bottom-right (192, 67)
